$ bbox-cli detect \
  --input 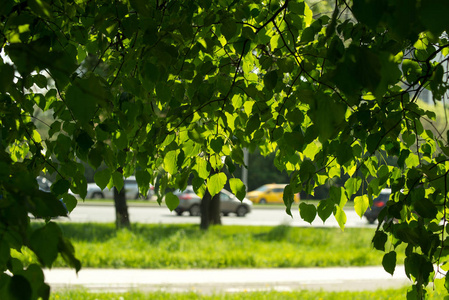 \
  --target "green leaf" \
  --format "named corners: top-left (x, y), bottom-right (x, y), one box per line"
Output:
top-left (7, 275), bottom-right (32, 300)
top-left (300, 27), bottom-right (315, 43)
top-left (58, 237), bottom-right (81, 273)
top-left (51, 179), bottom-right (70, 196)
top-left (283, 184), bottom-right (295, 216)
top-left (299, 202), bottom-right (316, 224)
top-left (354, 194), bottom-right (369, 218)
top-left (372, 231), bottom-right (388, 251)
top-left (221, 19), bottom-right (238, 41)
top-left (317, 199), bottom-right (334, 222)
top-left (264, 71), bottom-right (278, 90)
top-left (345, 177), bottom-right (362, 199)
top-left (62, 194), bottom-right (77, 212)
top-left (66, 76), bottom-right (106, 125)
top-left (29, 222), bottom-right (61, 267)
top-left (445, 272), bottom-right (449, 293)
top-left (28, 0), bottom-right (53, 18)
top-left (31, 190), bottom-right (68, 218)
top-left (210, 138), bottom-right (224, 154)
top-left (229, 178), bottom-right (246, 201)
top-left (334, 206), bottom-right (346, 230)
top-left (165, 192), bottom-right (180, 211)
top-left (336, 142), bottom-right (353, 165)
top-left (164, 150), bottom-right (178, 175)
top-left (421, 0), bottom-right (449, 36)
top-left (195, 158), bottom-right (210, 179)
top-left (405, 253), bottom-right (434, 285)
top-left (94, 169), bottom-right (111, 190)
top-left (329, 186), bottom-right (347, 207)
top-left (382, 251), bottom-right (397, 276)
top-left (0, 64), bottom-right (15, 93)
top-left (112, 172), bottom-right (124, 192)
top-left (88, 147), bottom-right (103, 169)
top-left (288, 1), bottom-right (305, 15)
top-left (207, 172), bottom-right (227, 197)
top-left (136, 170), bottom-right (151, 196)
top-left (113, 131), bottom-right (128, 151)
top-left (245, 115), bottom-right (260, 135)
top-left (413, 197), bottom-right (438, 219)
